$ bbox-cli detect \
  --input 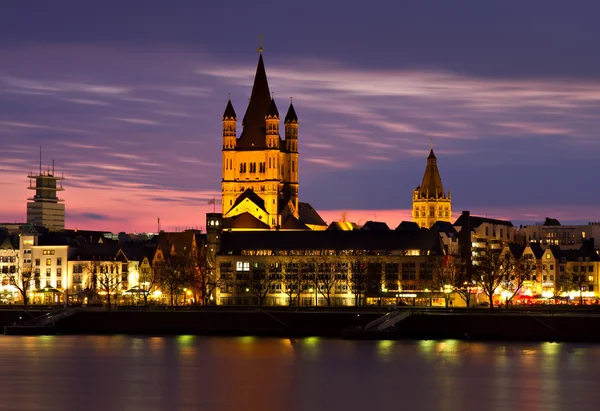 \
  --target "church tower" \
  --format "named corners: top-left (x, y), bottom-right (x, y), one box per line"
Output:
top-left (220, 52), bottom-right (301, 229)
top-left (412, 148), bottom-right (451, 228)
